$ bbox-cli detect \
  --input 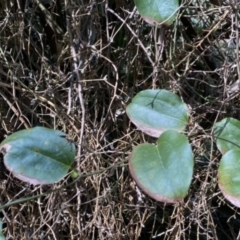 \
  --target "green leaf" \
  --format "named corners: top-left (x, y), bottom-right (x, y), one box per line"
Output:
top-left (129, 130), bottom-right (194, 203)
top-left (134, 0), bottom-right (179, 26)
top-left (214, 118), bottom-right (240, 154)
top-left (0, 127), bottom-right (76, 185)
top-left (71, 169), bottom-right (79, 179)
top-left (218, 149), bottom-right (240, 208)
top-left (0, 220), bottom-right (6, 240)
top-left (126, 89), bottom-right (189, 138)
